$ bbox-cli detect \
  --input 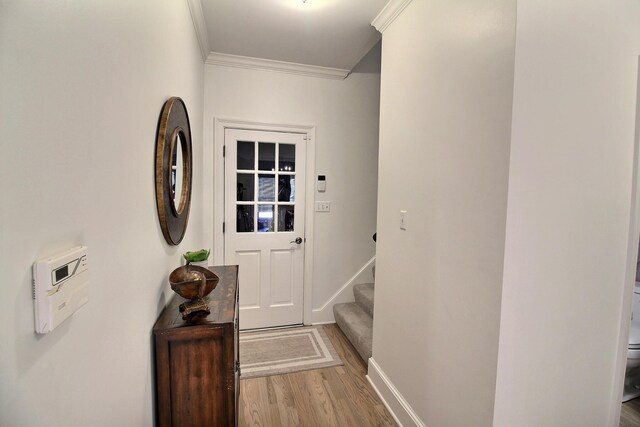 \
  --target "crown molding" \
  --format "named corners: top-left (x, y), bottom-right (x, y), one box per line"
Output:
top-left (205, 52), bottom-right (350, 80)
top-left (372, 0), bottom-right (413, 33)
top-left (186, 0), bottom-right (210, 61)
